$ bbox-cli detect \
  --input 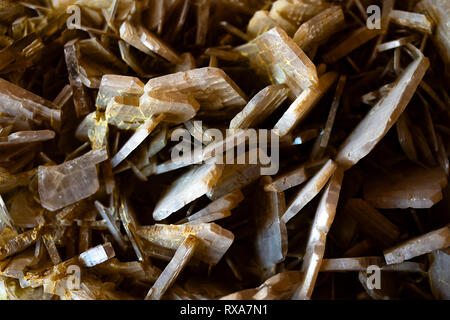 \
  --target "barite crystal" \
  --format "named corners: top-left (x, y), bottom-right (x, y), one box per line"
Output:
top-left (292, 168), bottom-right (344, 300)
top-left (416, 0), bottom-right (450, 69)
top-left (220, 271), bottom-right (302, 300)
top-left (139, 91), bottom-right (200, 124)
top-left (154, 129), bottom-right (250, 175)
top-left (152, 161), bottom-right (224, 221)
top-left (389, 10), bottom-right (434, 34)
top-left (428, 250), bottom-right (450, 299)
top-left (254, 176), bottom-right (288, 279)
top-left (282, 159), bottom-right (337, 224)
top-left (268, 5), bottom-right (297, 36)
top-left (293, 6), bottom-right (345, 53)
top-left (111, 114), bottom-right (165, 167)
top-left (96, 75), bottom-right (144, 110)
top-left (177, 190), bottom-right (244, 225)
top-left (137, 223), bottom-right (234, 265)
top-left (145, 235), bottom-right (198, 300)
top-left (95, 201), bottom-right (128, 251)
top-left (376, 35), bottom-right (420, 52)
top-left (320, 257), bottom-right (425, 273)
top-left (9, 190), bottom-right (42, 228)
top-left (38, 148), bottom-right (108, 211)
top-left (0, 226), bottom-right (42, 260)
top-left (0, 0), bottom-right (448, 301)
top-left (270, 0), bottom-right (331, 26)
top-left (363, 165), bottom-right (448, 209)
top-left (0, 77), bottom-right (62, 131)
top-left (93, 258), bottom-right (160, 283)
top-left (273, 72), bottom-right (338, 136)
top-left (0, 130), bottom-right (55, 148)
top-left (264, 164), bottom-right (309, 192)
top-left (247, 10), bottom-right (278, 39)
top-left (236, 27), bottom-right (319, 99)
top-left (88, 111), bottom-right (109, 150)
top-left (79, 242), bottom-right (115, 267)
top-left (323, 27), bottom-right (381, 63)
top-left (206, 163), bottom-right (261, 200)
top-left (384, 226), bottom-right (450, 265)
top-left (144, 67), bottom-right (247, 111)
top-left (76, 38), bottom-right (128, 89)
top-left (119, 21), bottom-right (181, 64)
top-left (64, 39), bottom-right (92, 118)
top-left (230, 84), bottom-right (289, 129)
top-left (335, 46), bottom-right (429, 170)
